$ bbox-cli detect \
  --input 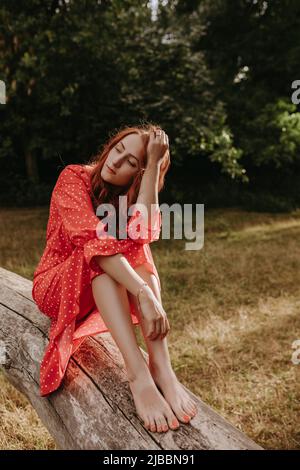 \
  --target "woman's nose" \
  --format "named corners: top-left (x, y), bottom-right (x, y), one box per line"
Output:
top-left (112, 155), bottom-right (124, 168)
